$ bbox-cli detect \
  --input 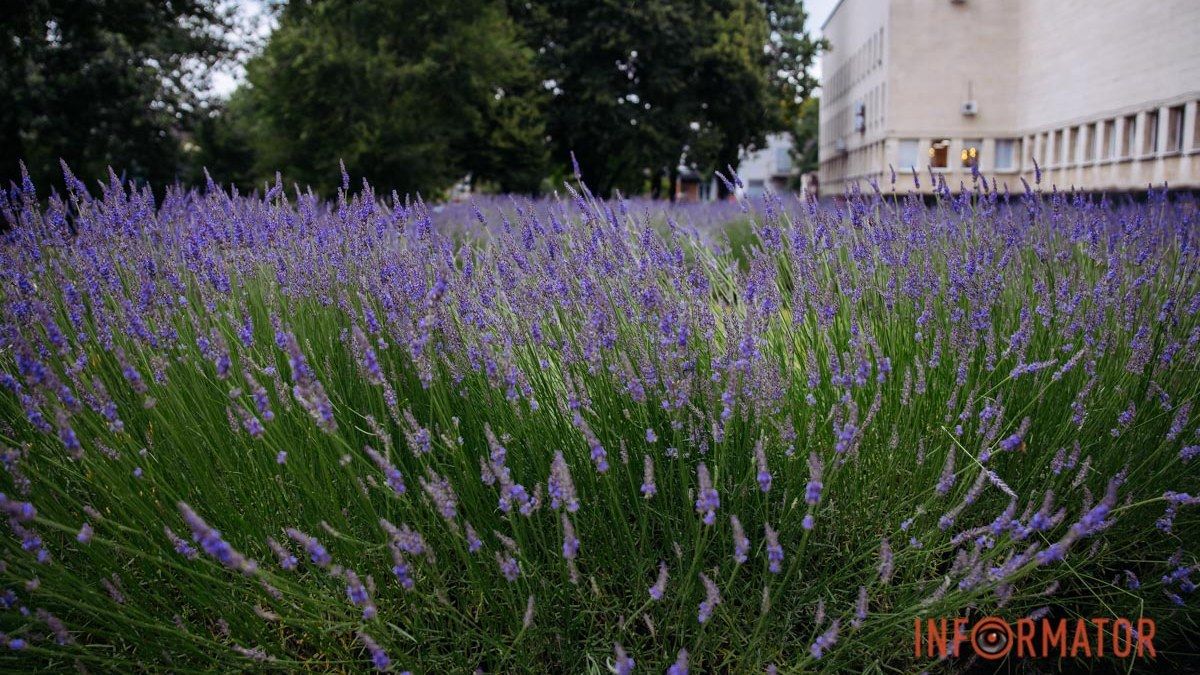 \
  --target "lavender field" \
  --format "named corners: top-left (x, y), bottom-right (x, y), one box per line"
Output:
top-left (0, 166), bottom-right (1198, 672)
